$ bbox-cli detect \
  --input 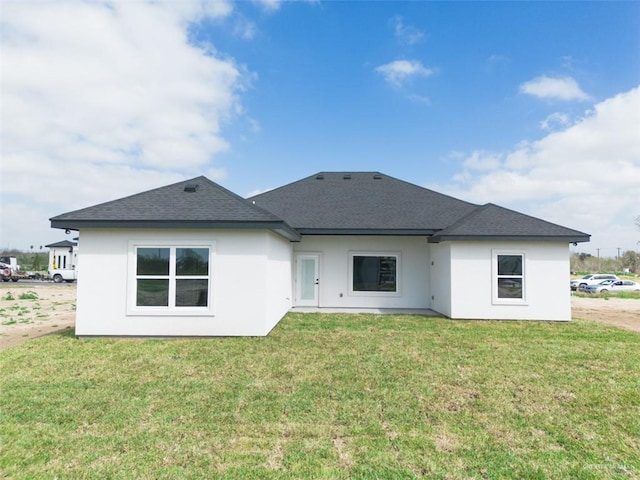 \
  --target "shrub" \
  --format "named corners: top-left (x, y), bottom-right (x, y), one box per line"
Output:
top-left (18, 291), bottom-right (39, 300)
